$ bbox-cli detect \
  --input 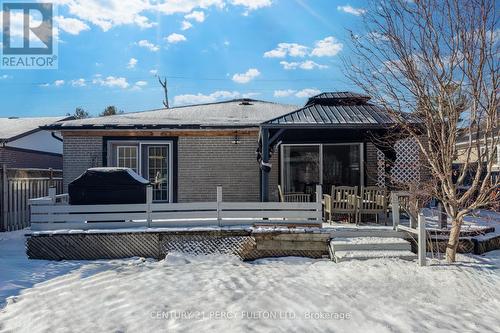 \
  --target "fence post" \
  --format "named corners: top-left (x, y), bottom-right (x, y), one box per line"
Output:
top-left (217, 185), bottom-right (222, 227)
top-left (1, 164), bottom-right (7, 231)
top-left (48, 187), bottom-right (56, 204)
top-left (418, 213), bottom-right (427, 267)
top-left (391, 192), bottom-right (400, 230)
top-left (316, 185), bottom-right (323, 222)
top-left (146, 185), bottom-right (152, 228)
